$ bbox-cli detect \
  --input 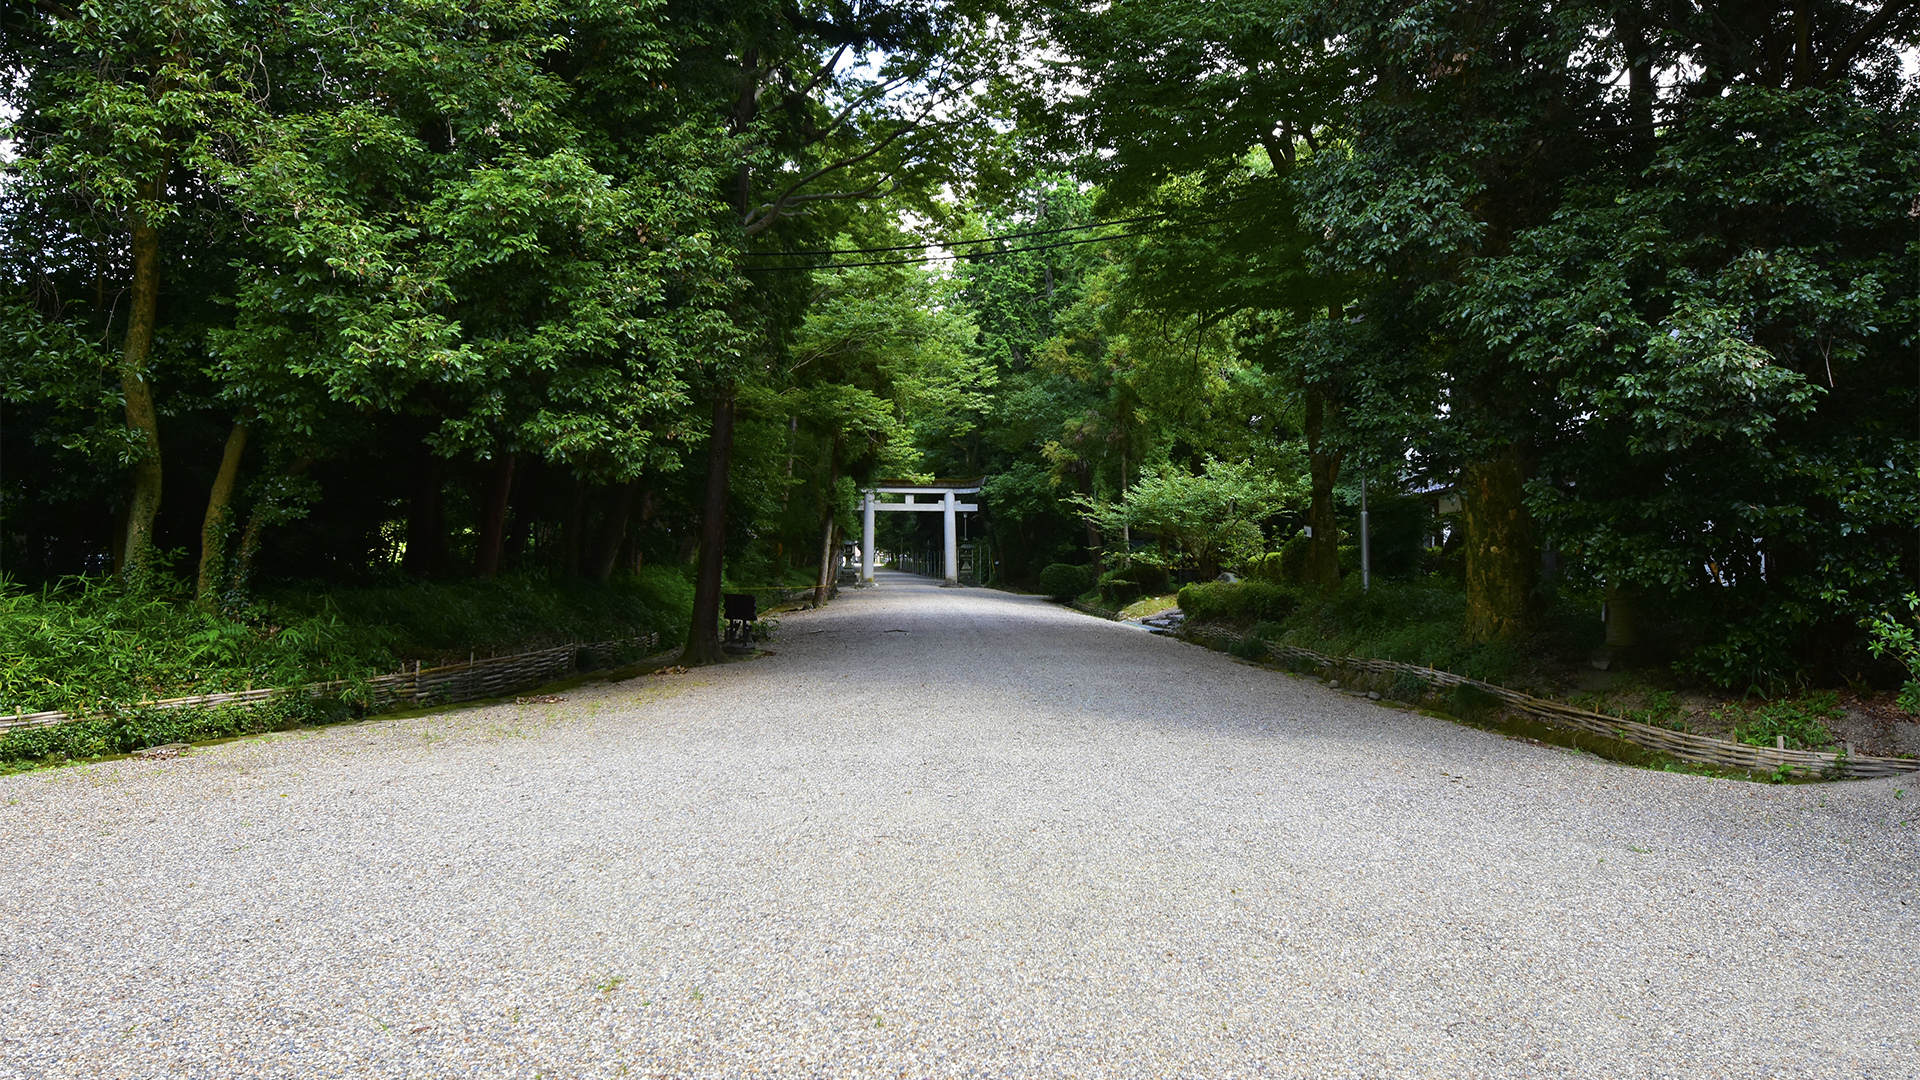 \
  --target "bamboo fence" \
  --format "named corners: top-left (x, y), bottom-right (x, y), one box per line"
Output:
top-left (1184, 625), bottom-right (1920, 780)
top-left (0, 633), bottom-right (661, 735)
